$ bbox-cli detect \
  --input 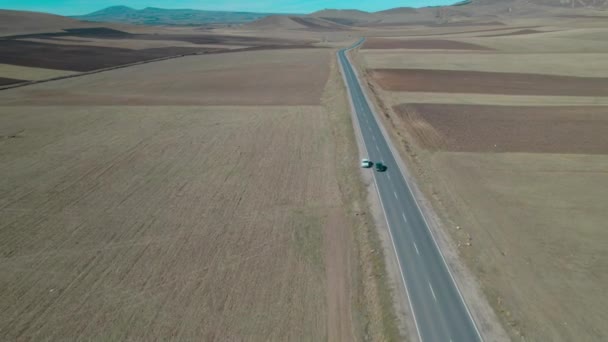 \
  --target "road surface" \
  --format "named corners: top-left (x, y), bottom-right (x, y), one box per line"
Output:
top-left (338, 39), bottom-right (483, 342)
